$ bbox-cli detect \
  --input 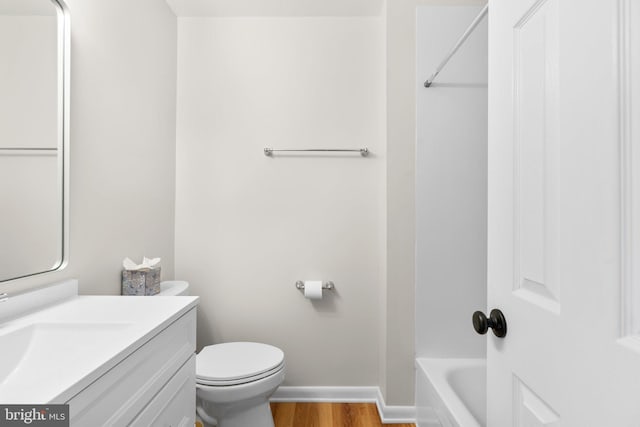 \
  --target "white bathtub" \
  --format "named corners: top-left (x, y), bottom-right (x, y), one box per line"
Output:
top-left (415, 358), bottom-right (486, 427)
